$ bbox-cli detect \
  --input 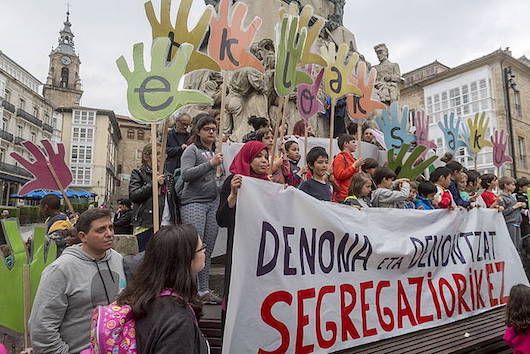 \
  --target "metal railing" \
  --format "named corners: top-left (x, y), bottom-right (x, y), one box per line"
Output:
top-left (16, 108), bottom-right (42, 127)
top-left (1, 100), bottom-right (16, 113)
top-left (43, 123), bottom-right (54, 133)
top-left (0, 129), bottom-right (14, 142)
top-left (0, 161), bottom-right (32, 178)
